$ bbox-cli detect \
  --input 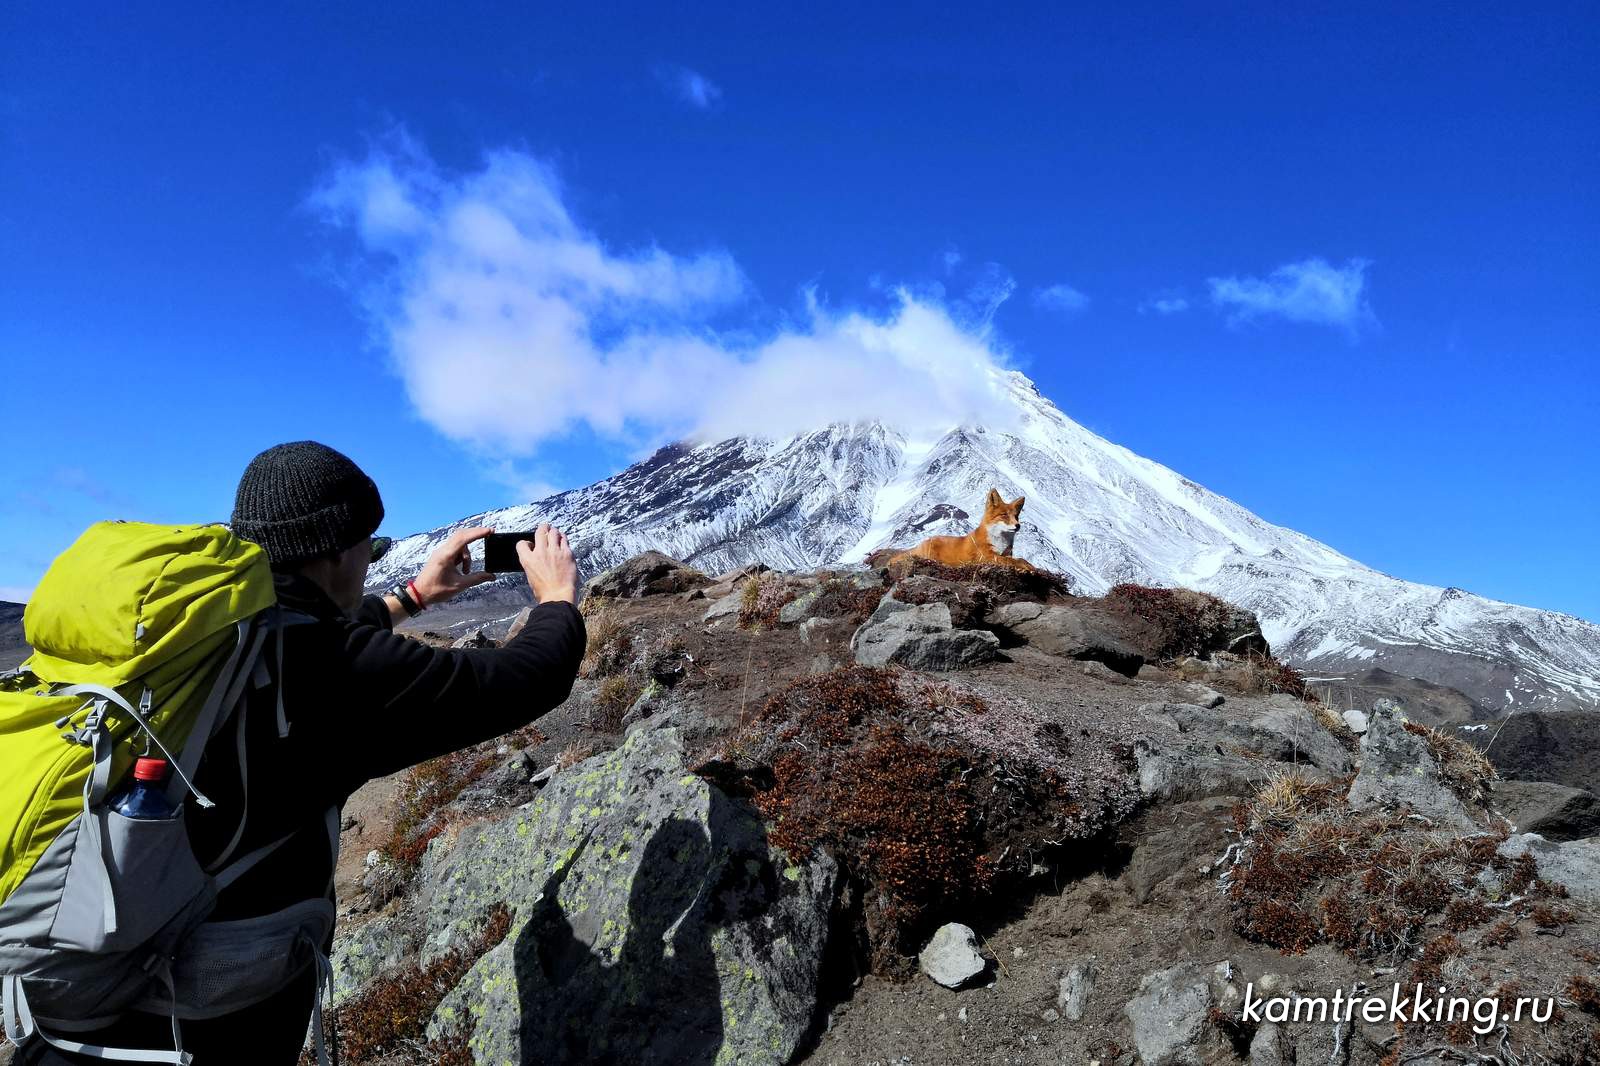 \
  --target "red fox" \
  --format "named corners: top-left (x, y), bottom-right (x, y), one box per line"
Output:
top-left (884, 489), bottom-right (1037, 570)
